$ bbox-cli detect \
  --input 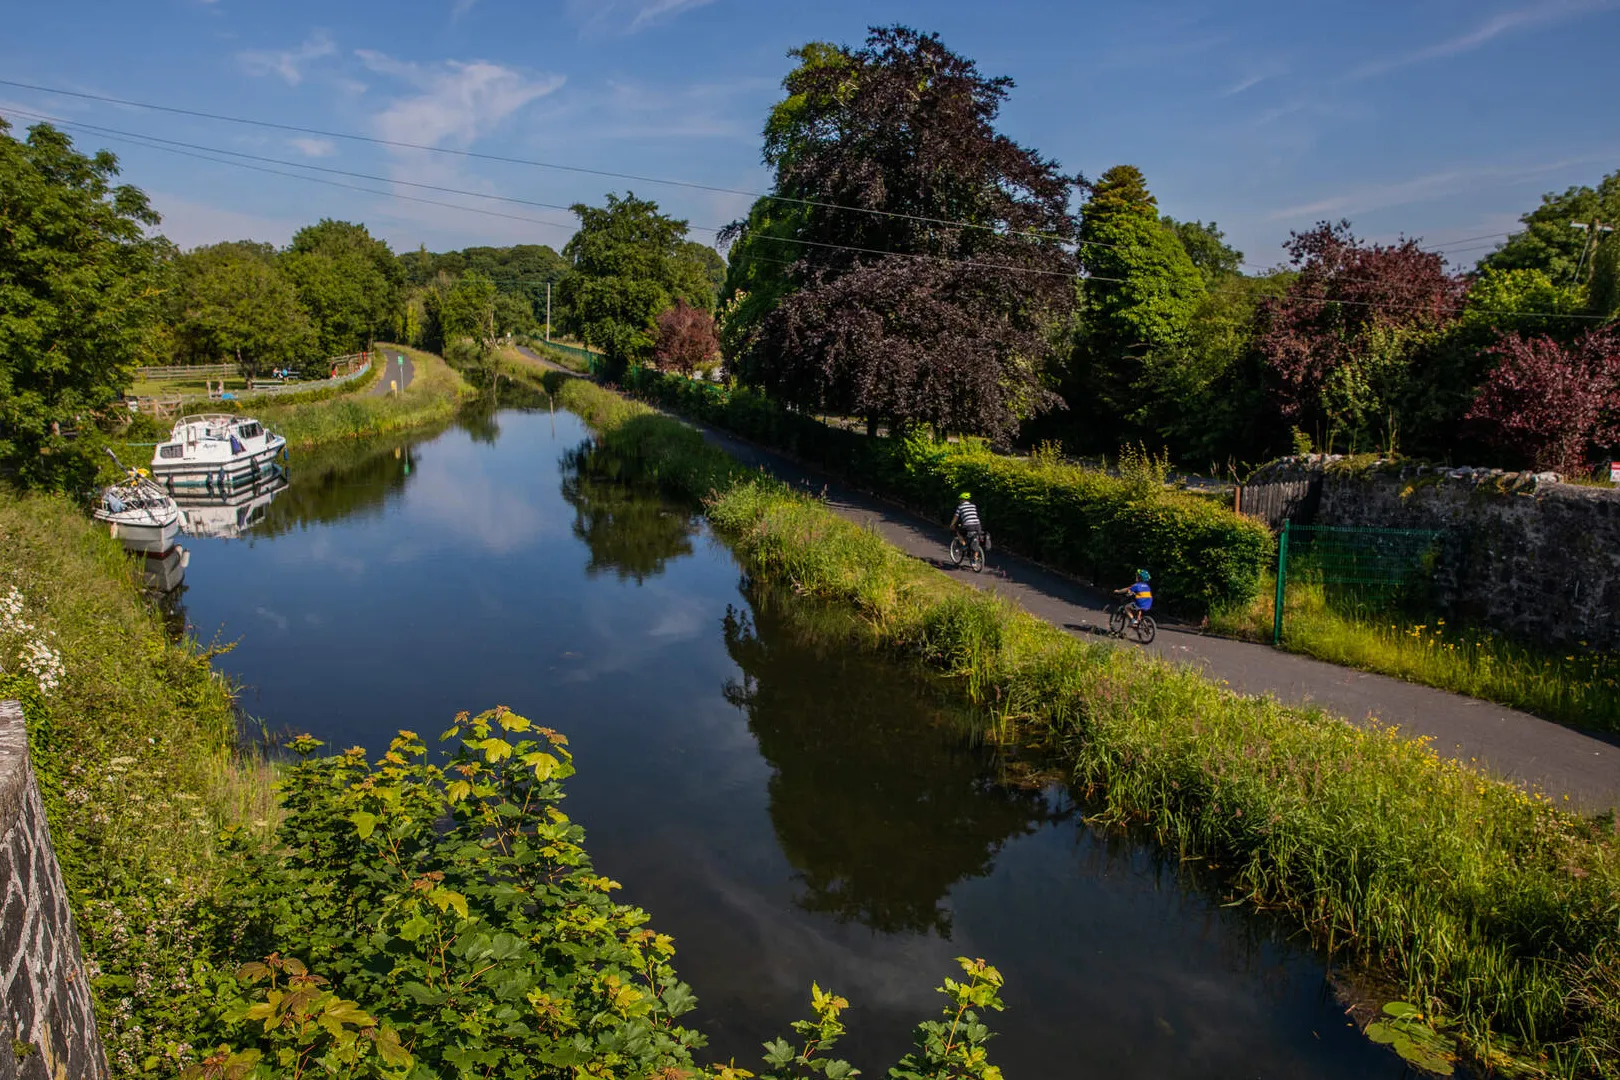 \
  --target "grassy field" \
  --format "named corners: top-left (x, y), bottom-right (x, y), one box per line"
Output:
top-left (547, 372), bottom-right (1620, 1079)
top-left (0, 494), bottom-right (275, 1076)
top-left (1210, 580), bottom-right (1620, 734)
